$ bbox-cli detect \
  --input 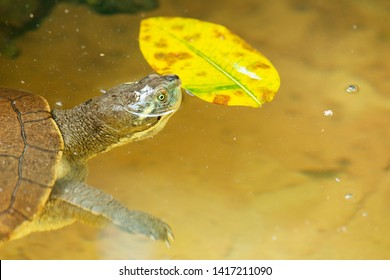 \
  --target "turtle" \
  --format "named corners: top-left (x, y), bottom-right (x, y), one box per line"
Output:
top-left (0, 74), bottom-right (181, 245)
